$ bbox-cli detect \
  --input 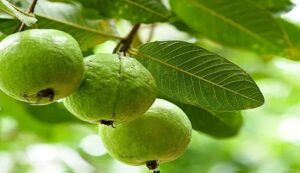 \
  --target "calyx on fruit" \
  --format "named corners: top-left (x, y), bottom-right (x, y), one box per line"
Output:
top-left (0, 29), bottom-right (84, 105)
top-left (99, 99), bottom-right (192, 171)
top-left (63, 53), bottom-right (157, 124)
